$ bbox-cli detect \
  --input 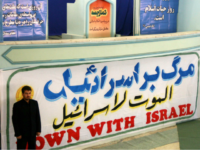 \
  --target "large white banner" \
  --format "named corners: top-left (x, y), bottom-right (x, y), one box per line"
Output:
top-left (1, 53), bottom-right (199, 149)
